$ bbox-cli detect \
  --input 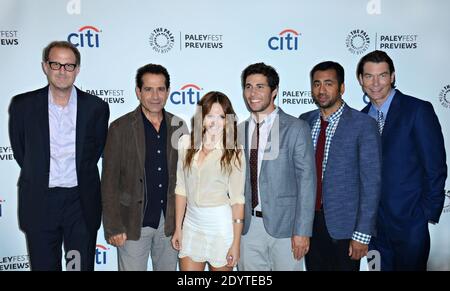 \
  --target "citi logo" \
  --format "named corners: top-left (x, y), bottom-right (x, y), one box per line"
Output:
top-left (0, 199), bottom-right (5, 217)
top-left (170, 84), bottom-right (202, 105)
top-left (268, 29), bottom-right (301, 51)
top-left (68, 26), bottom-right (101, 48)
top-left (95, 244), bottom-right (109, 265)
